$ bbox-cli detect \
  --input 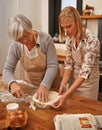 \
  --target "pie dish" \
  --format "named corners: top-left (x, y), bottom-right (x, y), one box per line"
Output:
top-left (32, 91), bottom-right (60, 109)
